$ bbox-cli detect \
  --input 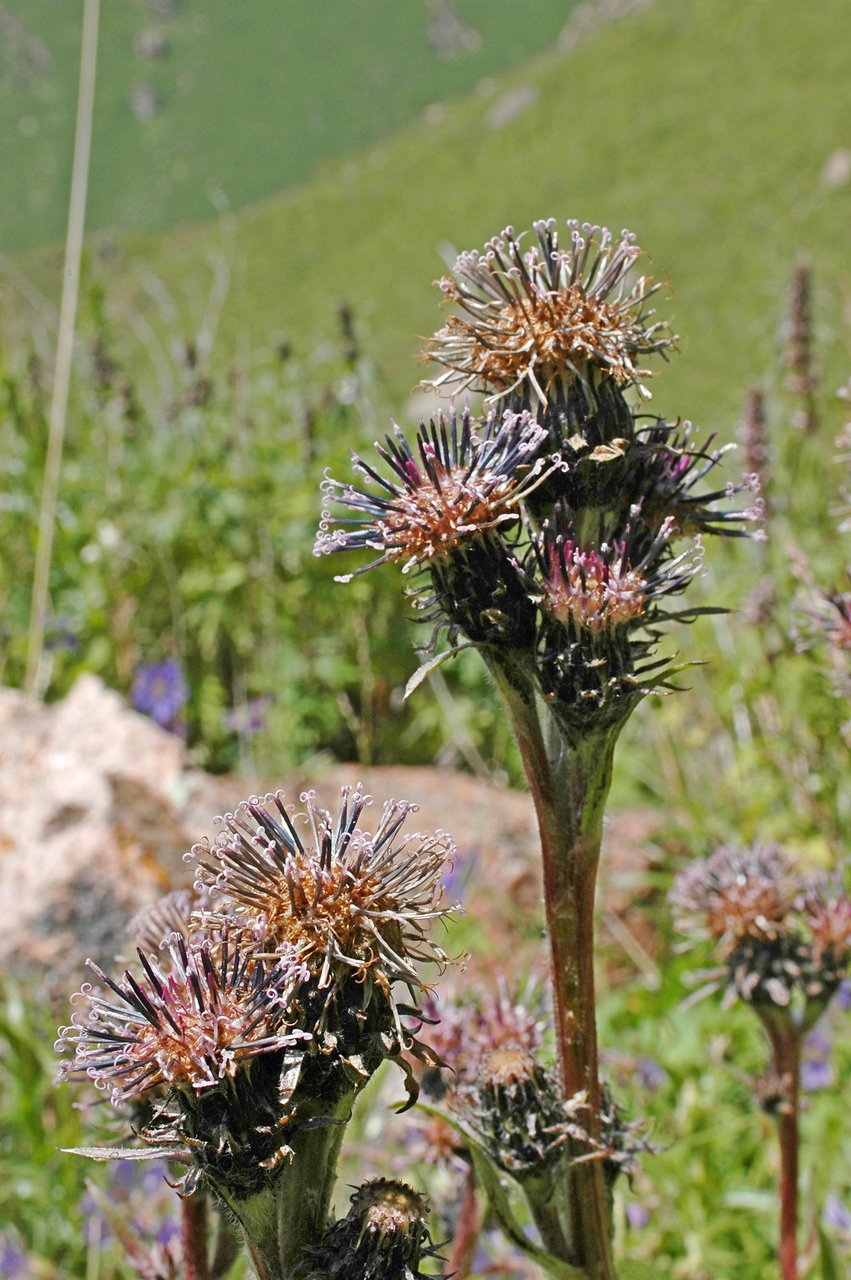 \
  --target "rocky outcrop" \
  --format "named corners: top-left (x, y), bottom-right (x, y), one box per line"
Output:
top-left (0, 676), bottom-right (661, 986)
